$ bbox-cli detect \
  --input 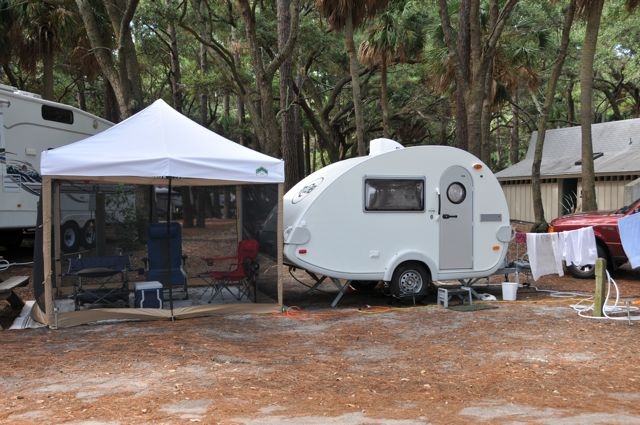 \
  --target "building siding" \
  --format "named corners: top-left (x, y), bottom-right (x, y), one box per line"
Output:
top-left (495, 118), bottom-right (640, 223)
top-left (502, 175), bottom-right (639, 223)
top-left (501, 180), bottom-right (559, 223)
